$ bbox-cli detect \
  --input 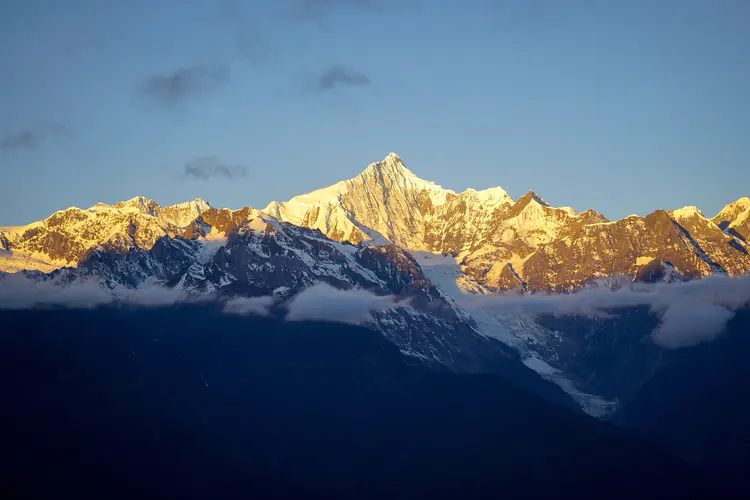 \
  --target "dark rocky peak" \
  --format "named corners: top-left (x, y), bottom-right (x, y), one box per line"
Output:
top-left (357, 245), bottom-right (424, 284)
top-left (150, 235), bottom-right (200, 265)
top-left (354, 245), bottom-right (451, 312)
